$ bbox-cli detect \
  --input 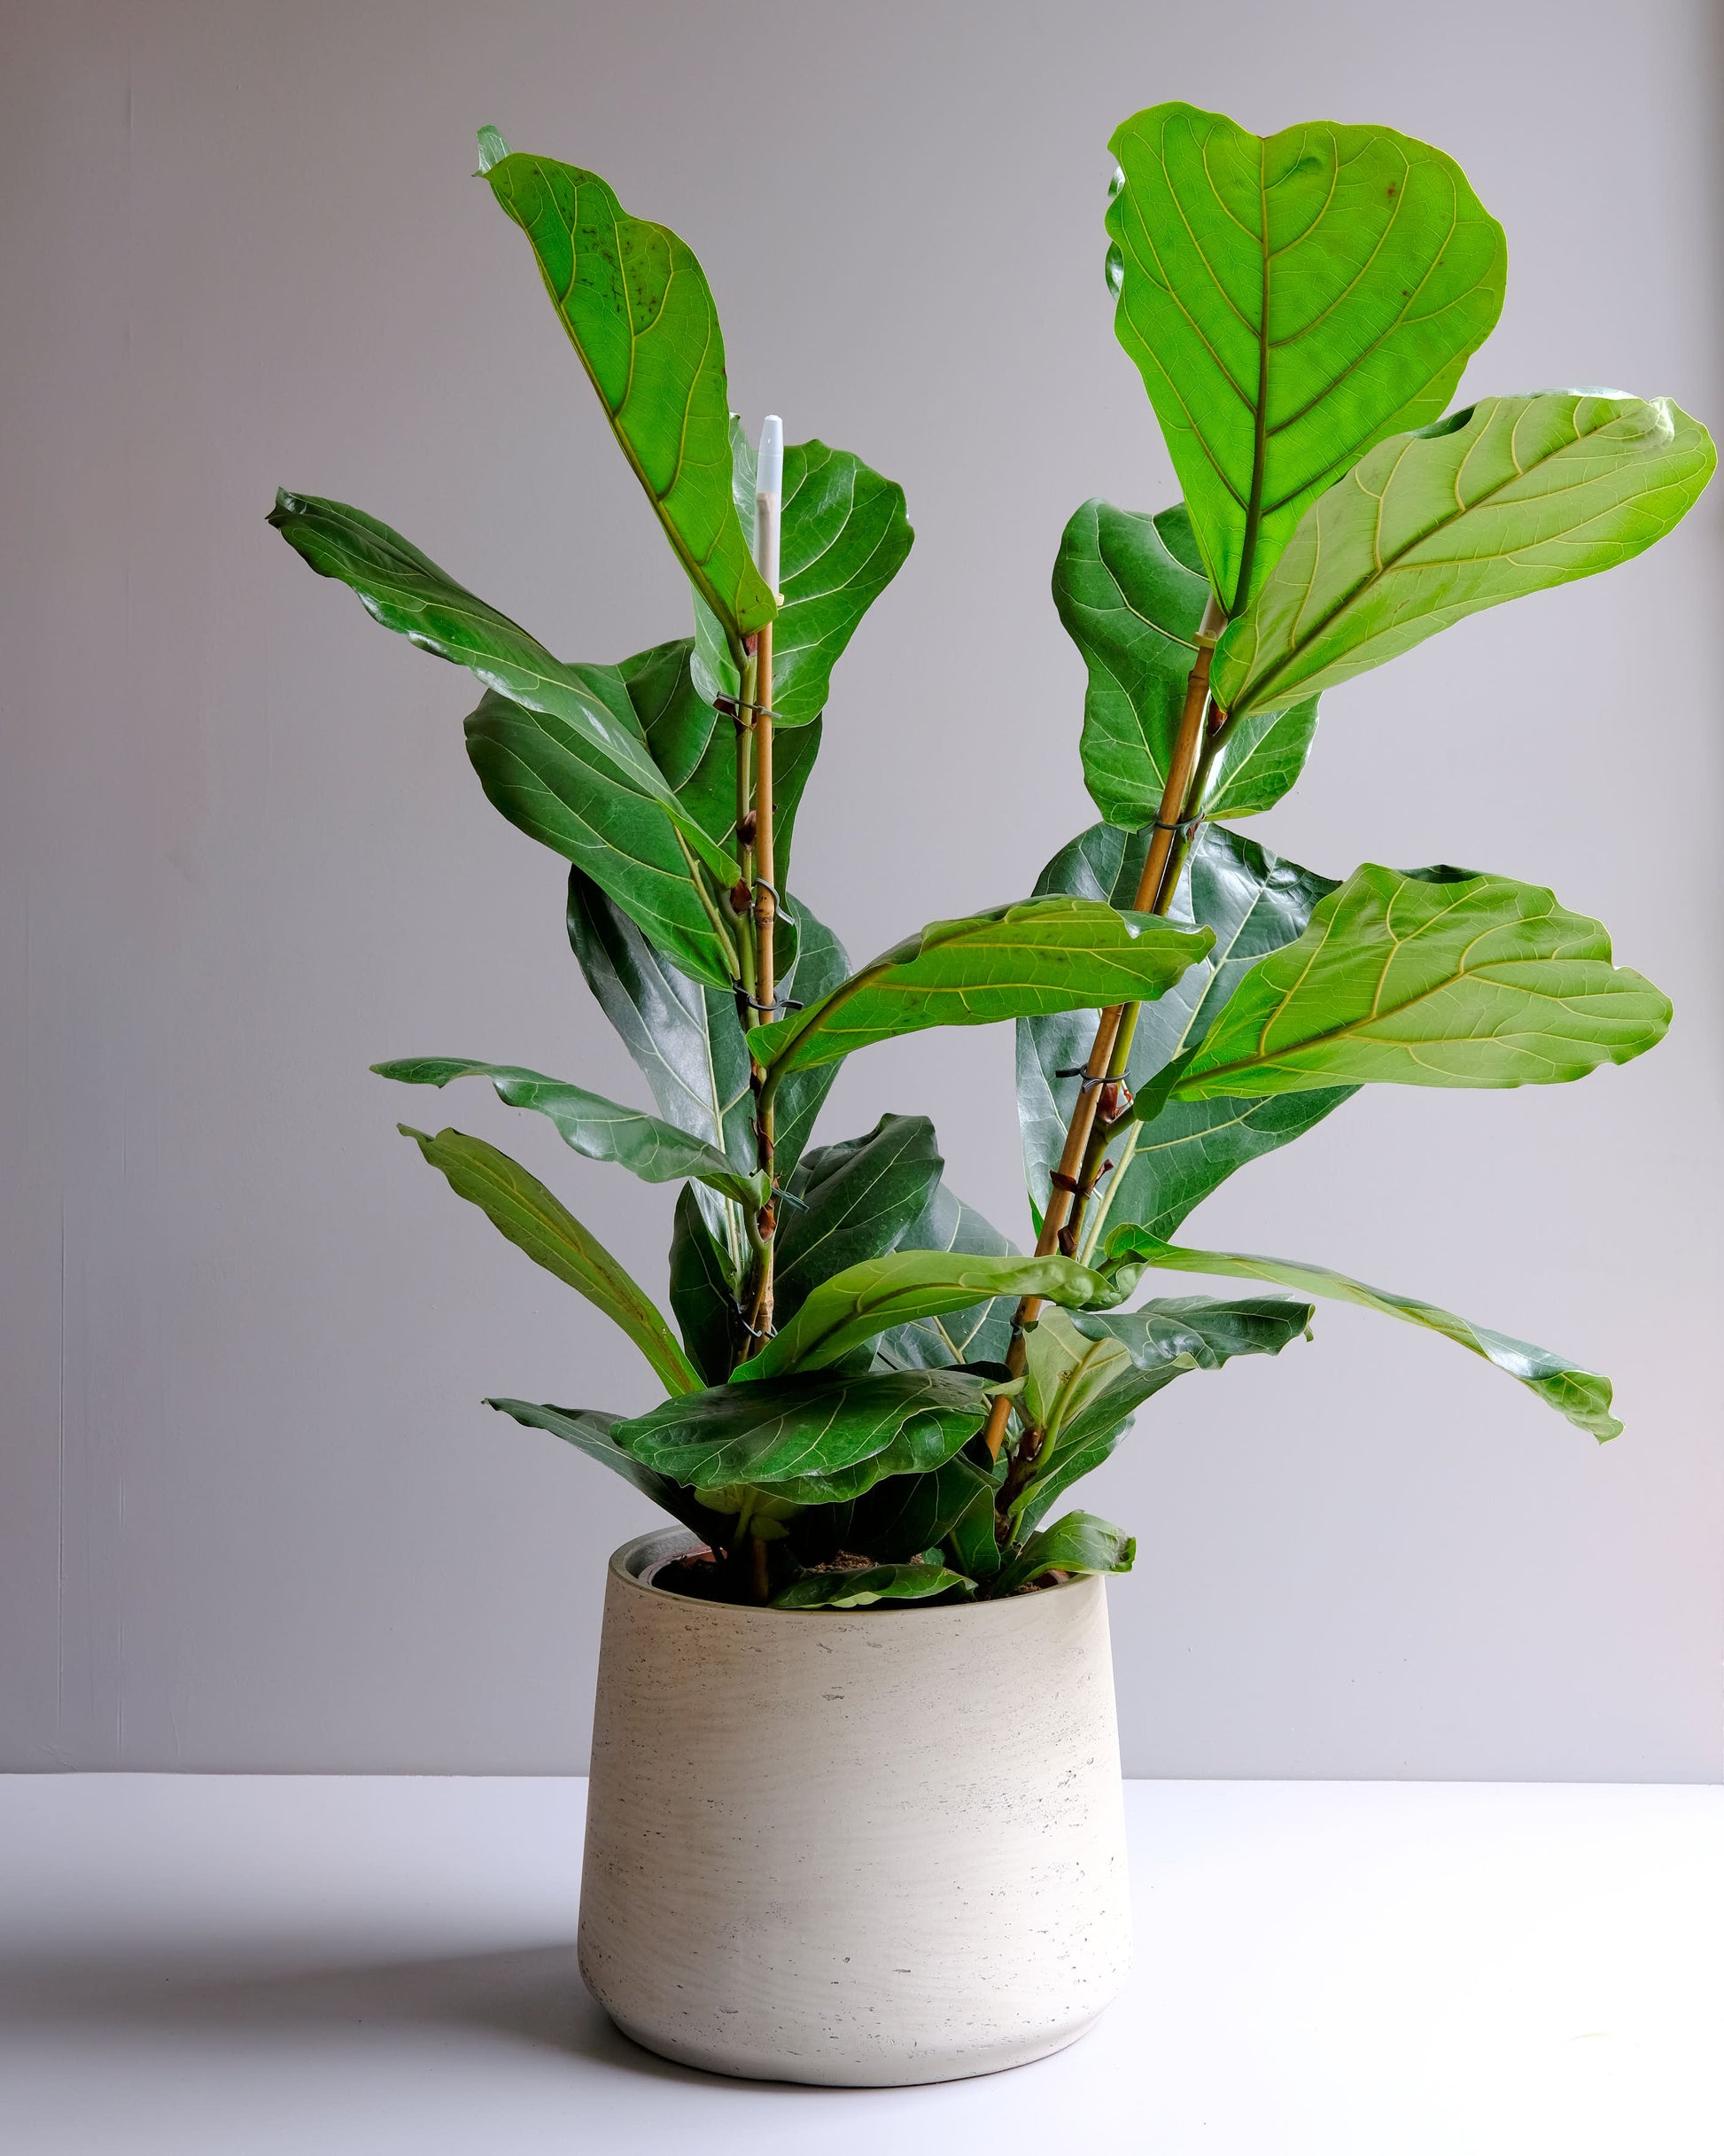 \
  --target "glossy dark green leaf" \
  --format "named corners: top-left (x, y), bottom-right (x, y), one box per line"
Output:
top-left (668, 1186), bottom-right (739, 1386)
top-left (773, 1115), bottom-right (944, 1327)
top-left (992, 1511), bottom-right (1136, 1596)
top-left (1055, 499), bottom-right (1318, 829)
top-left (1173, 865), bottom-right (1672, 1098)
top-left (483, 152), bottom-right (774, 645)
top-left (874, 1183), bottom-right (1019, 1373)
top-left (773, 1561), bottom-right (971, 1609)
top-left (668, 698), bottom-right (822, 912)
top-left (1107, 101), bottom-right (1506, 609)
top-left (841, 1455), bottom-right (1005, 1577)
top-left (1214, 393), bottom-right (1718, 717)
top-left (1019, 821), bottom-right (1354, 1247)
top-left (752, 899), bottom-right (1213, 1075)
top-left (399, 1125), bottom-right (699, 1396)
top-left (373, 1058), bottom-right (768, 1208)
top-left (485, 1398), bottom-right (729, 1542)
top-left (1101, 1226), bottom-right (1620, 1440)
top-left (739, 1249), bottom-right (1114, 1382)
top-left (694, 423), bottom-right (915, 722)
top-left (615, 1366), bottom-right (1010, 1505)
